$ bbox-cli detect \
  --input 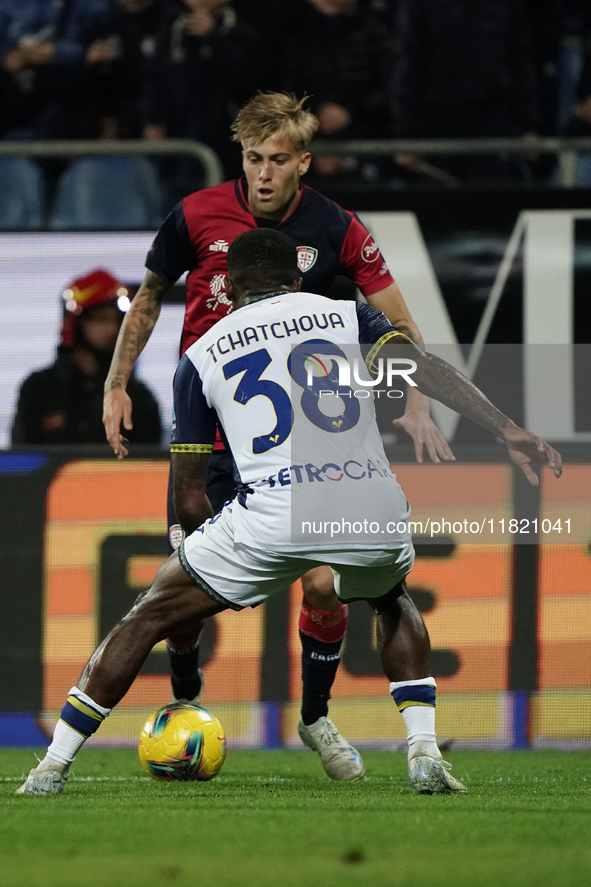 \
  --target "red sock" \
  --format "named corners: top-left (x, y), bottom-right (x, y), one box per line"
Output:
top-left (299, 600), bottom-right (348, 725)
top-left (299, 599), bottom-right (348, 644)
